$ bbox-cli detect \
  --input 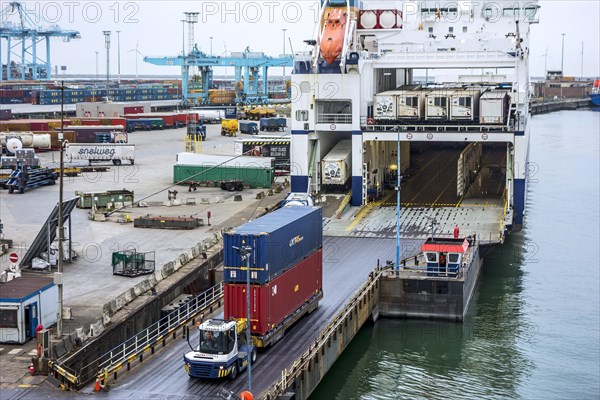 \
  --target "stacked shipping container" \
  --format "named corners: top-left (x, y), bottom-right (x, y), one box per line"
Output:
top-left (223, 206), bottom-right (323, 338)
